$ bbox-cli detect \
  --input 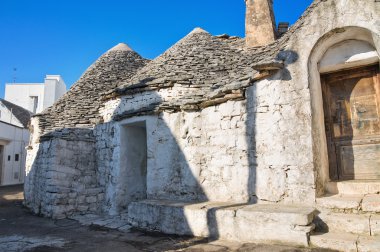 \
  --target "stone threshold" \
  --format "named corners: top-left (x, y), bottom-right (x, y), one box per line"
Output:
top-left (316, 193), bottom-right (380, 213)
top-left (326, 180), bottom-right (380, 195)
top-left (128, 200), bottom-right (316, 247)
